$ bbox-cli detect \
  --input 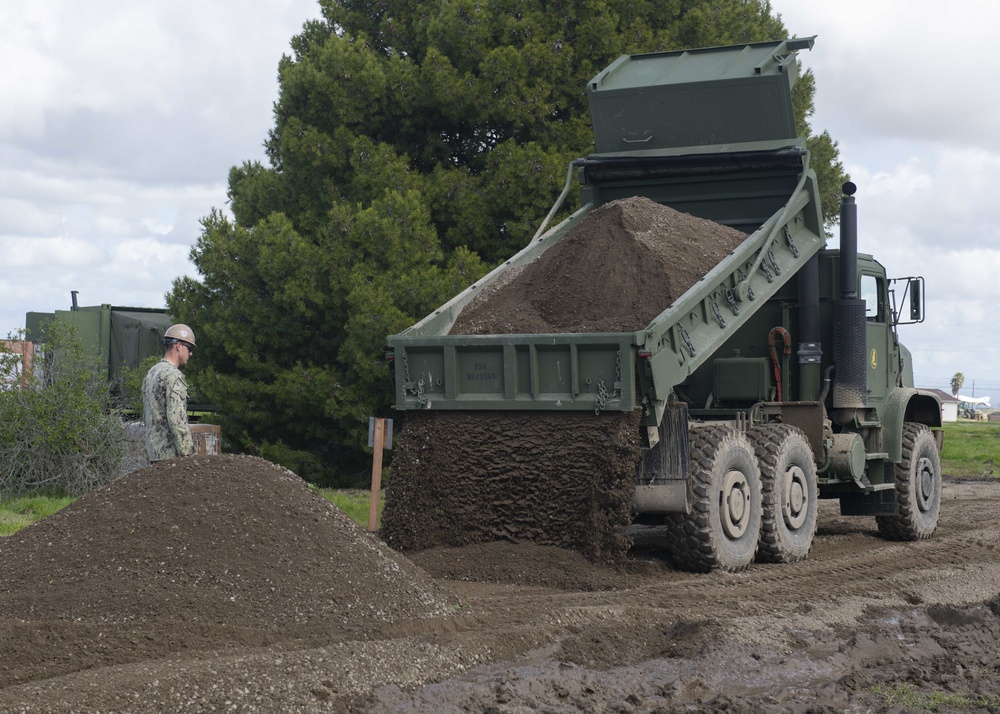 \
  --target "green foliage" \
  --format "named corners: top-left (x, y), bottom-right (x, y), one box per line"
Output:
top-left (0, 321), bottom-right (127, 497)
top-left (117, 355), bottom-right (162, 417)
top-left (168, 0), bottom-right (847, 484)
top-left (940, 421), bottom-right (1000, 478)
